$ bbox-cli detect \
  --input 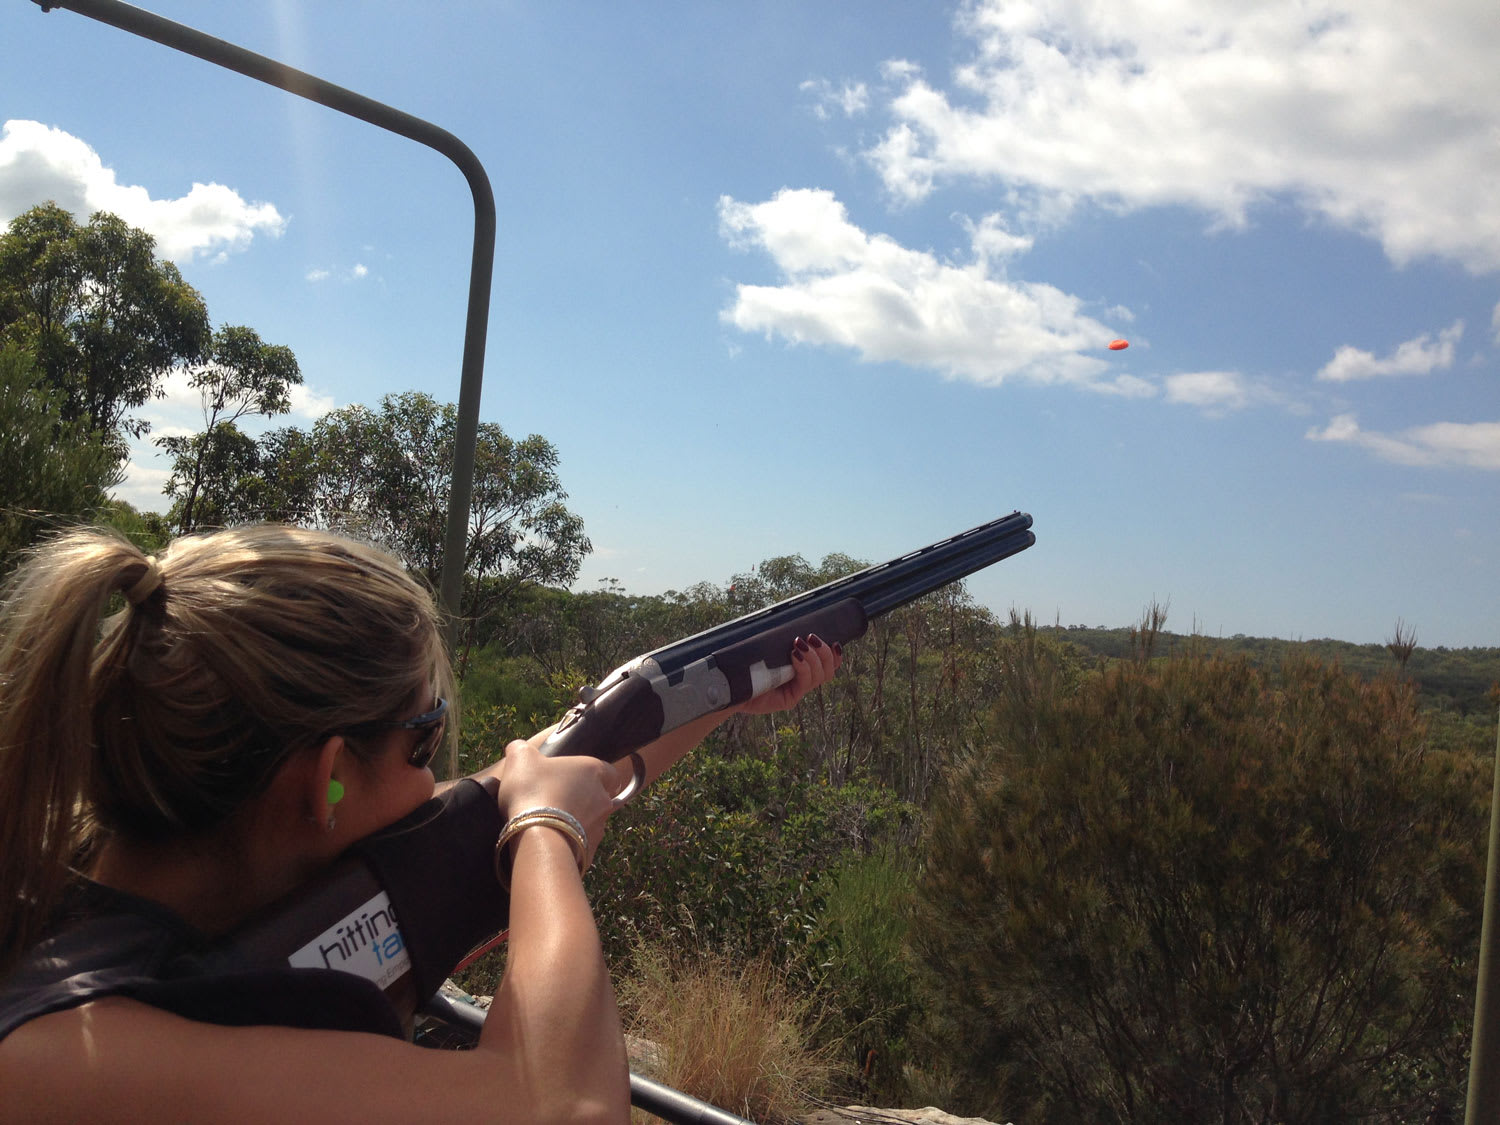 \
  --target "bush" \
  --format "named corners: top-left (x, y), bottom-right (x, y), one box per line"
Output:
top-left (587, 736), bottom-right (916, 968)
top-left (618, 942), bottom-right (835, 1124)
top-left (804, 847), bottom-right (921, 1104)
top-left (914, 637), bottom-right (1487, 1123)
